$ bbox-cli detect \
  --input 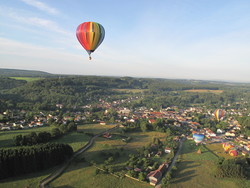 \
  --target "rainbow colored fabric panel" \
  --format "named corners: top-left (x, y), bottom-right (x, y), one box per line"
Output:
top-left (76, 22), bottom-right (105, 54)
top-left (214, 109), bottom-right (226, 121)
